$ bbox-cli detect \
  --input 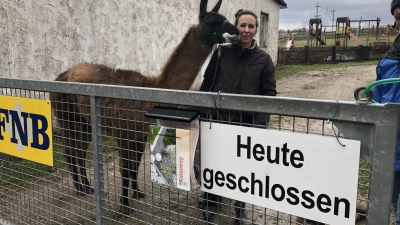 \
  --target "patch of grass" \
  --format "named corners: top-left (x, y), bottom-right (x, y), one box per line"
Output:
top-left (0, 134), bottom-right (122, 187)
top-left (275, 60), bottom-right (379, 81)
top-left (358, 157), bottom-right (371, 197)
top-left (302, 85), bottom-right (316, 90)
top-left (102, 137), bottom-right (119, 153)
top-left (0, 139), bottom-right (65, 186)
